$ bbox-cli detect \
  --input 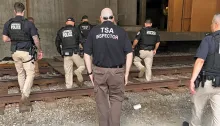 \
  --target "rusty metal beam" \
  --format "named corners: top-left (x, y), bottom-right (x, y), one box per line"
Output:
top-left (26, 0), bottom-right (30, 17)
